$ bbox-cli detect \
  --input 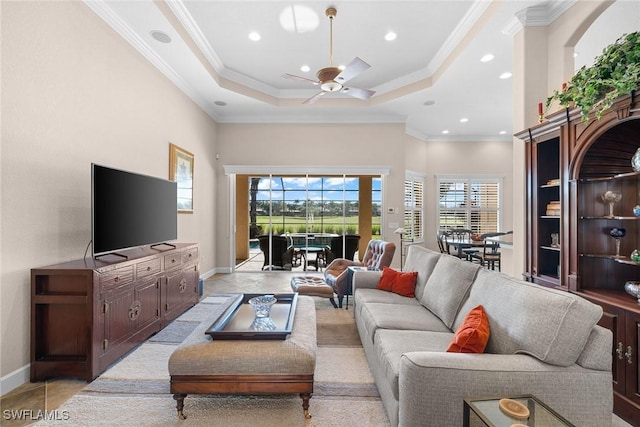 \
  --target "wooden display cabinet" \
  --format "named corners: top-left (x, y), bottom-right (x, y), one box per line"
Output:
top-left (31, 243), bottom-right (199, 382)
top-left (517, 90), bottom-right (640, 425)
